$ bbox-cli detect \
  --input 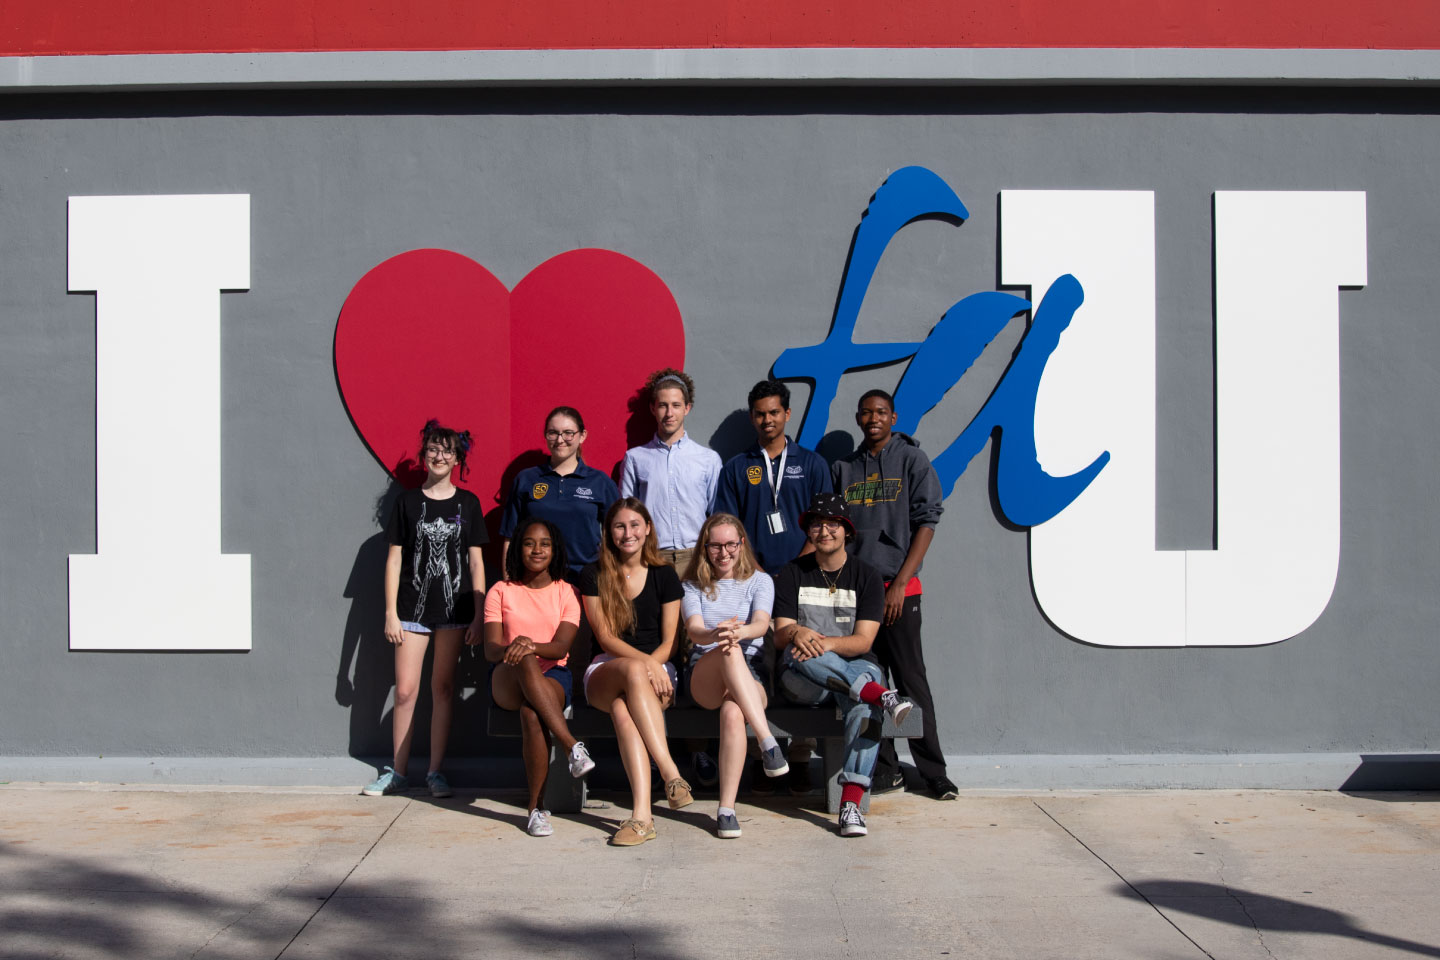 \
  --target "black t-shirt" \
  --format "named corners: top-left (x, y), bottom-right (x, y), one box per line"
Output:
top-left (772, 553), bottom-right (886, 666)
top-left (579, 562), bottom-right (683, 656)
top-left (385, 487), bottom-right (489, 626)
